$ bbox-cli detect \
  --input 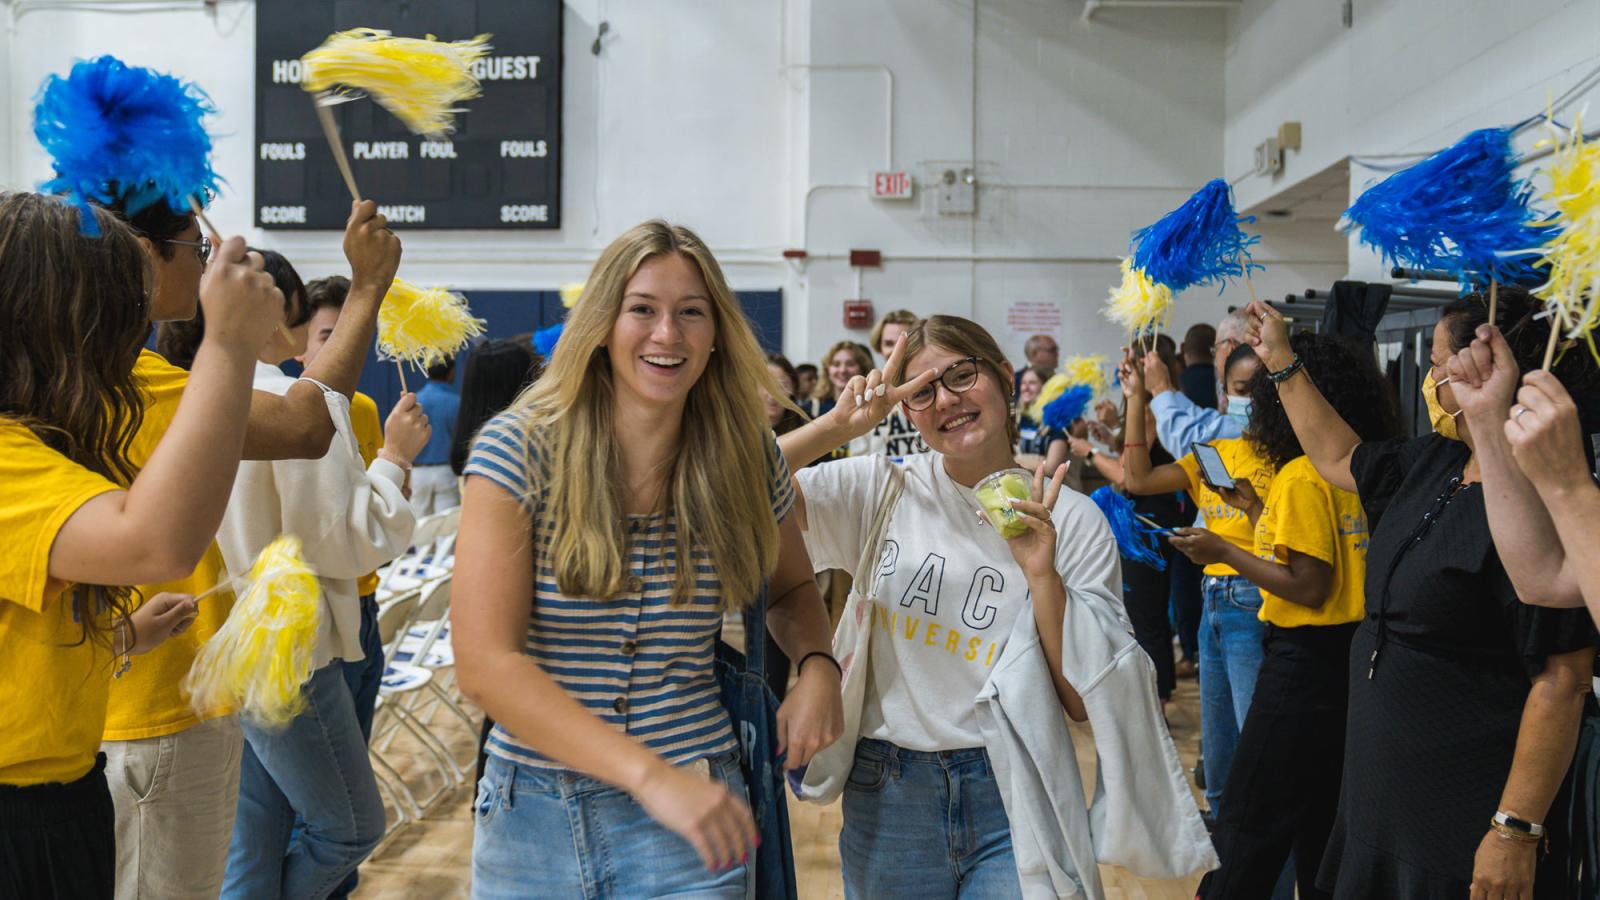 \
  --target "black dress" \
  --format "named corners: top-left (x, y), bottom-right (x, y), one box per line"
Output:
top-left (1318, 434), bottom-right (1595, 898)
